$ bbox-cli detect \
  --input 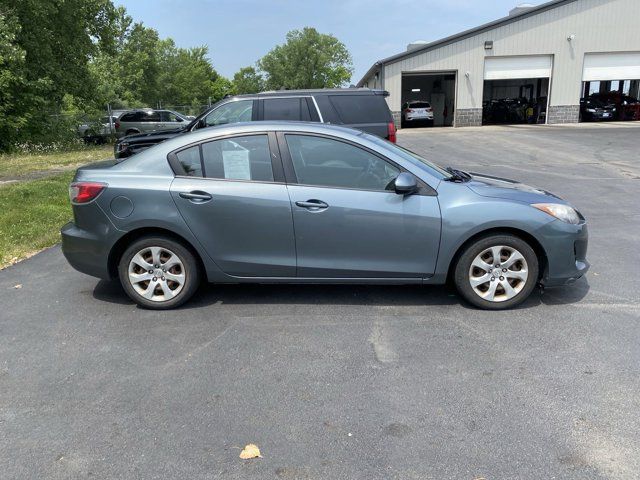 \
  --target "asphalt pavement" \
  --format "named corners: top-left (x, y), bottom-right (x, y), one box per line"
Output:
top-left (1, 123), bottom-right (639, 479)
